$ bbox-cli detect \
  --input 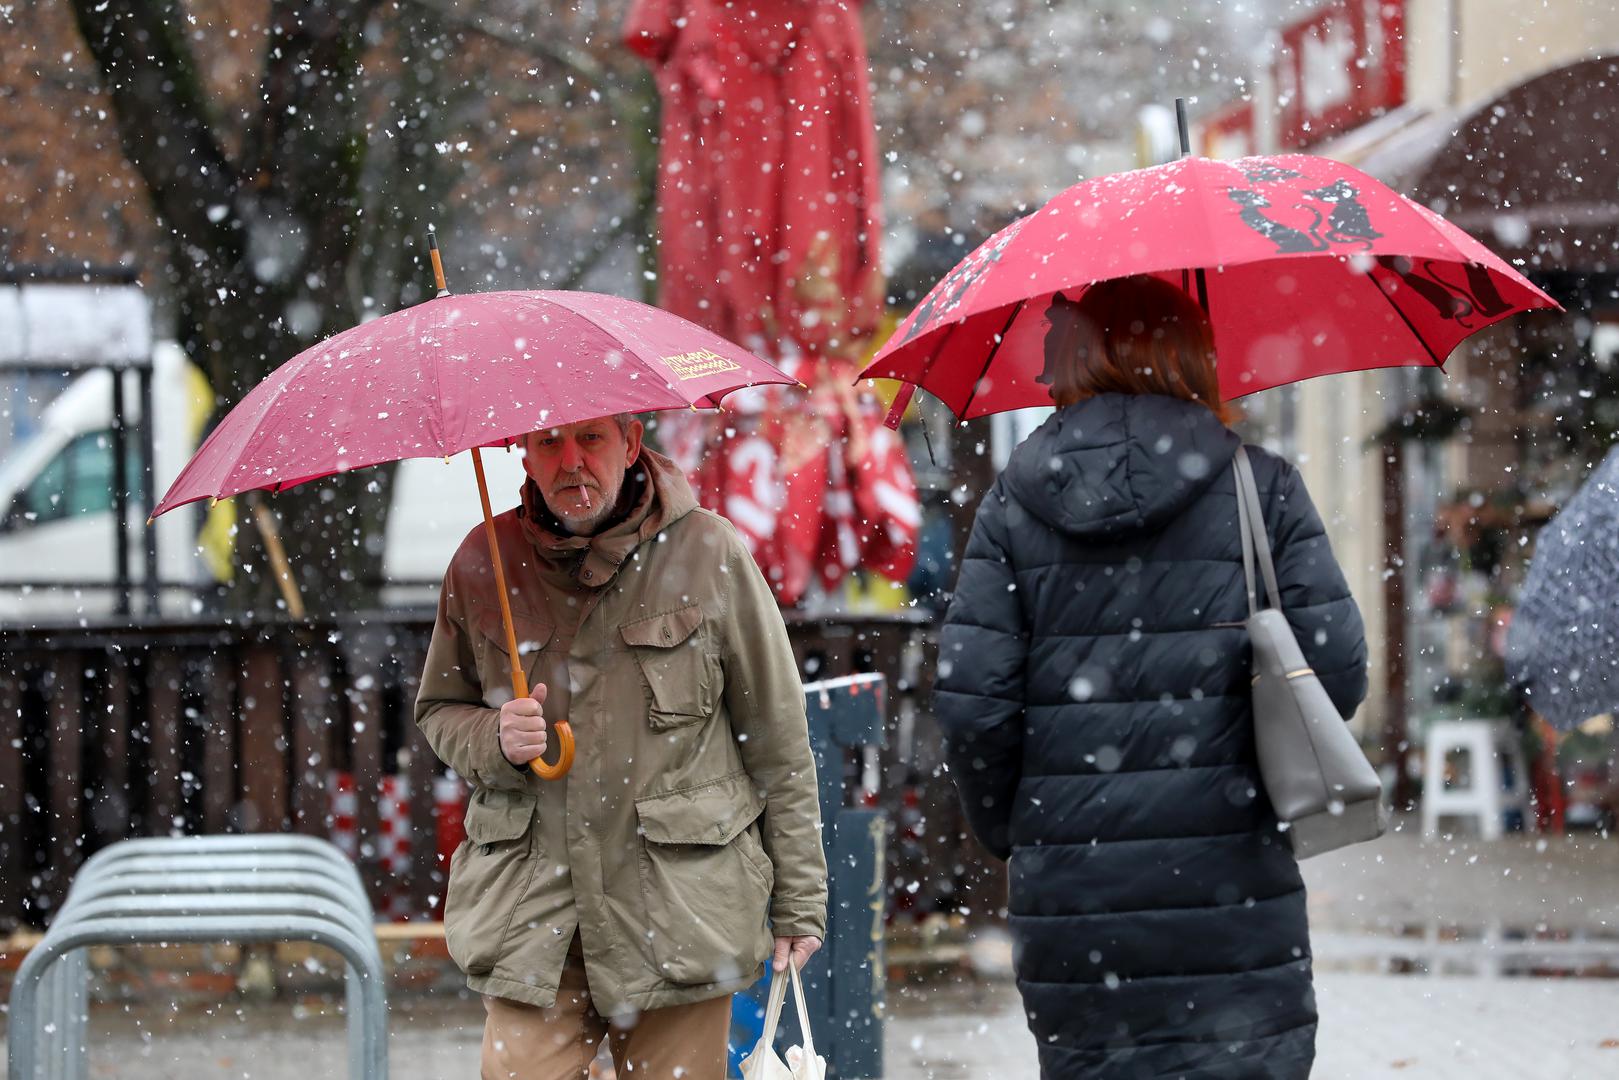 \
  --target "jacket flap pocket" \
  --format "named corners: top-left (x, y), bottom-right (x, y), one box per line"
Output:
top-left (463, 789), bottom-right (536, 845)
top-left (477, 608), bottom-right (554, 659)
top-left (636, 772), bottom-right (765, 846)
top-left (619, 604), bottom-right (703, 649)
